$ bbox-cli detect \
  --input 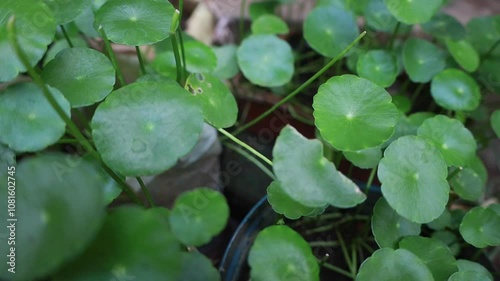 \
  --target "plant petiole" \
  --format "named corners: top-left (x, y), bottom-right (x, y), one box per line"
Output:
top-left (223, 142), bottom-right (276, 180)
top-left (231, 31), bottom-right (367, 136)
top-left (336, 229), bottom-right (354, 275)
top-left (218, 128), bottom-right (273, 166)
top-left (60, 25), bottom-right (74, 48)
top-left (99, 27), bottom-right (126, 86)
top-left (135, 46), bottom-right (147, 75)
top-left (136, 177), bottom-right (155, 208)
top-left (171, 32), bottom-right (184, 85)
top-left (447, 166), bottom-right (462, 181)
top-left (364, 166), bottom-right (377, 194)
top-left (309, 241), bottom-right (339, 247)
top-left (322, 261), bottom-right (354, 279)
top-left (388, 22), bottom-right (401, 51)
